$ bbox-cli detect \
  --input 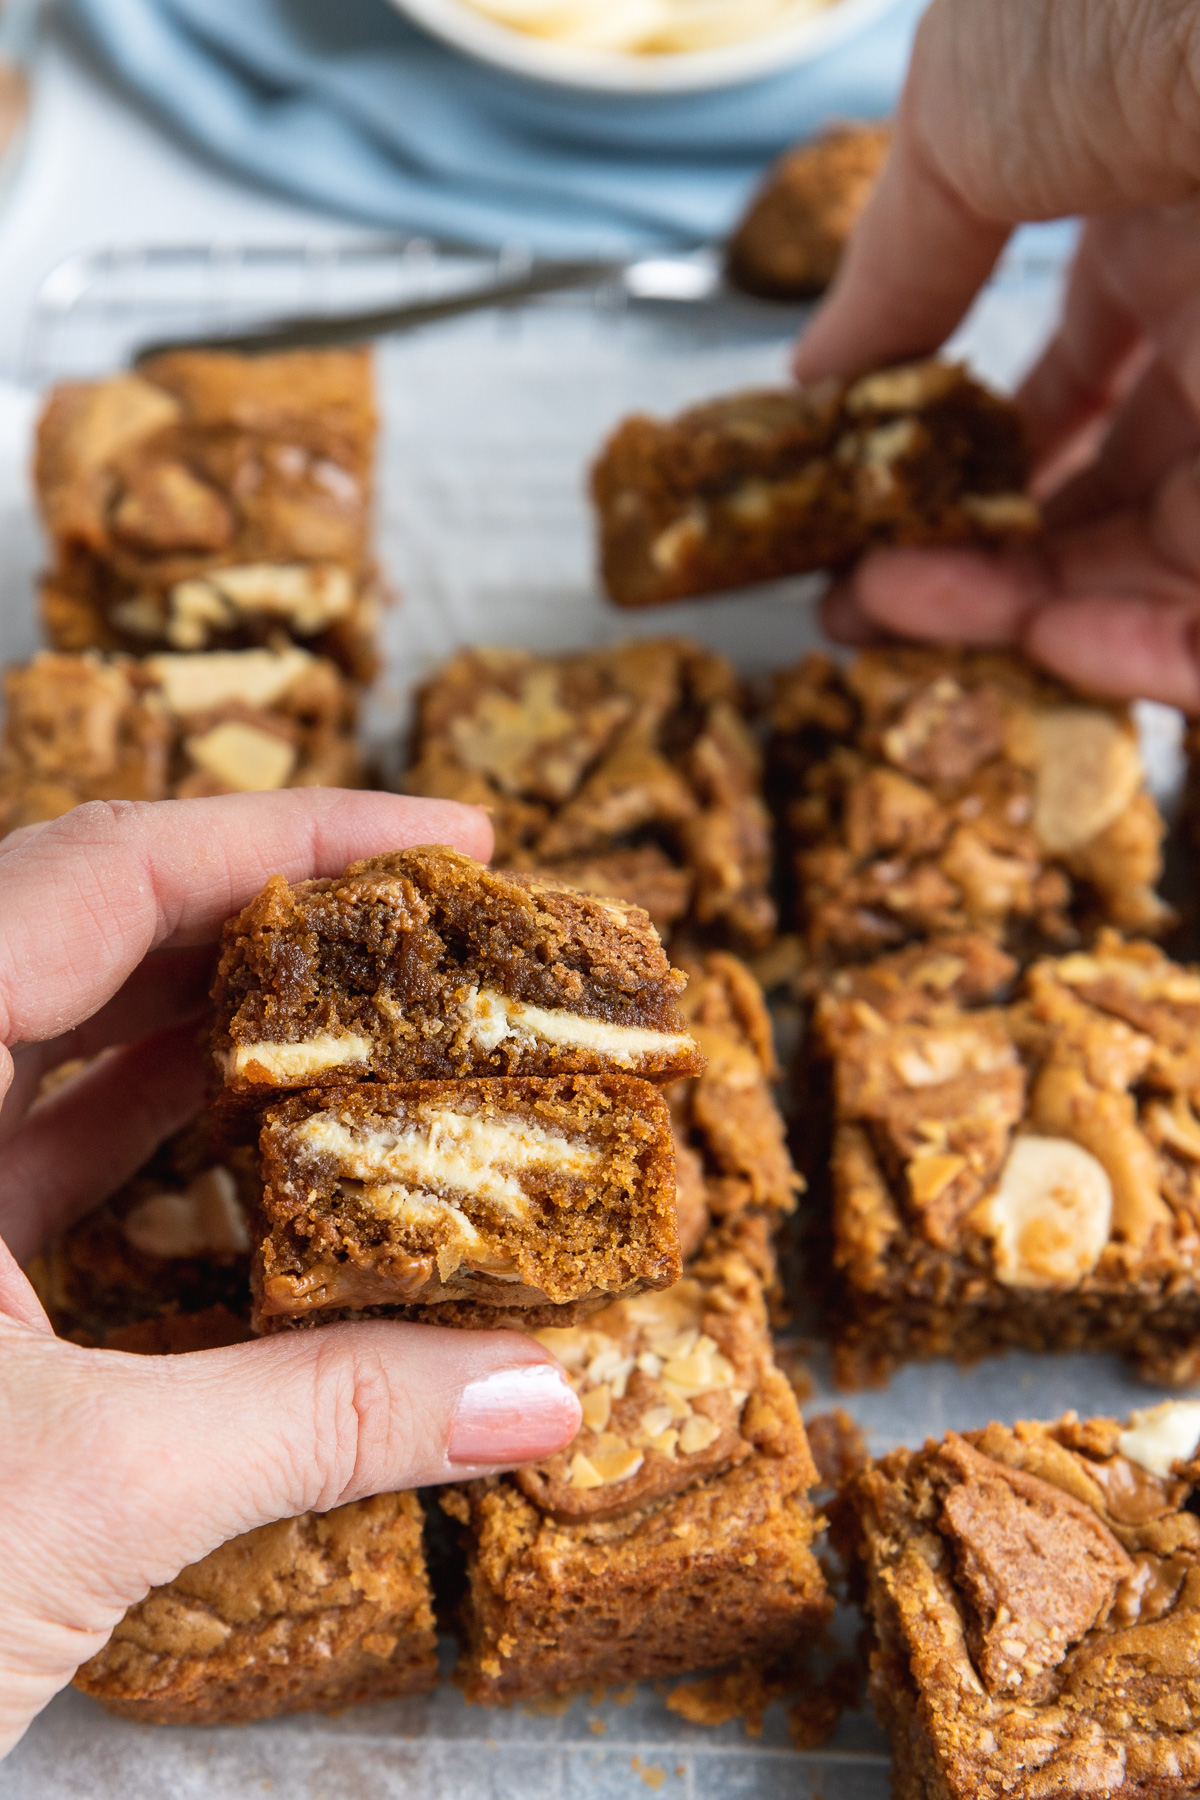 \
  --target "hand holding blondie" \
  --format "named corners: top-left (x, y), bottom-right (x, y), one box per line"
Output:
top-left (796, 0), bottom-right (1200, 710)
top-left (0, 791), bottom-right (582, 1757)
